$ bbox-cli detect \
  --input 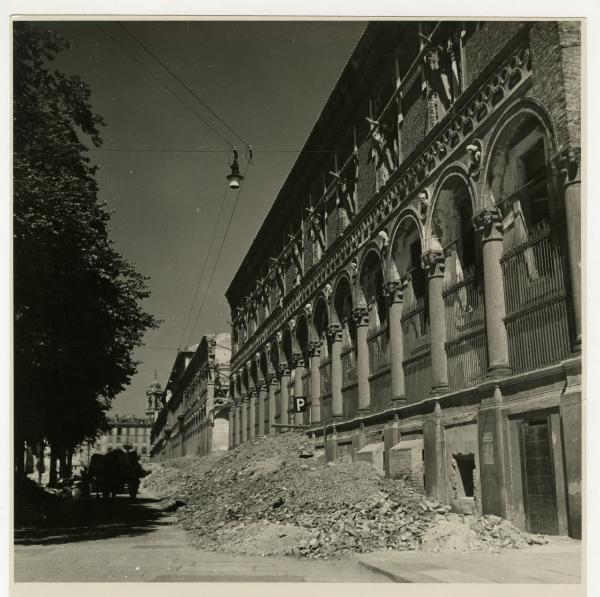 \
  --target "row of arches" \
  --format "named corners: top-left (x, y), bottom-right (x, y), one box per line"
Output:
top-left (228, 100), bottom-right (576, 438)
